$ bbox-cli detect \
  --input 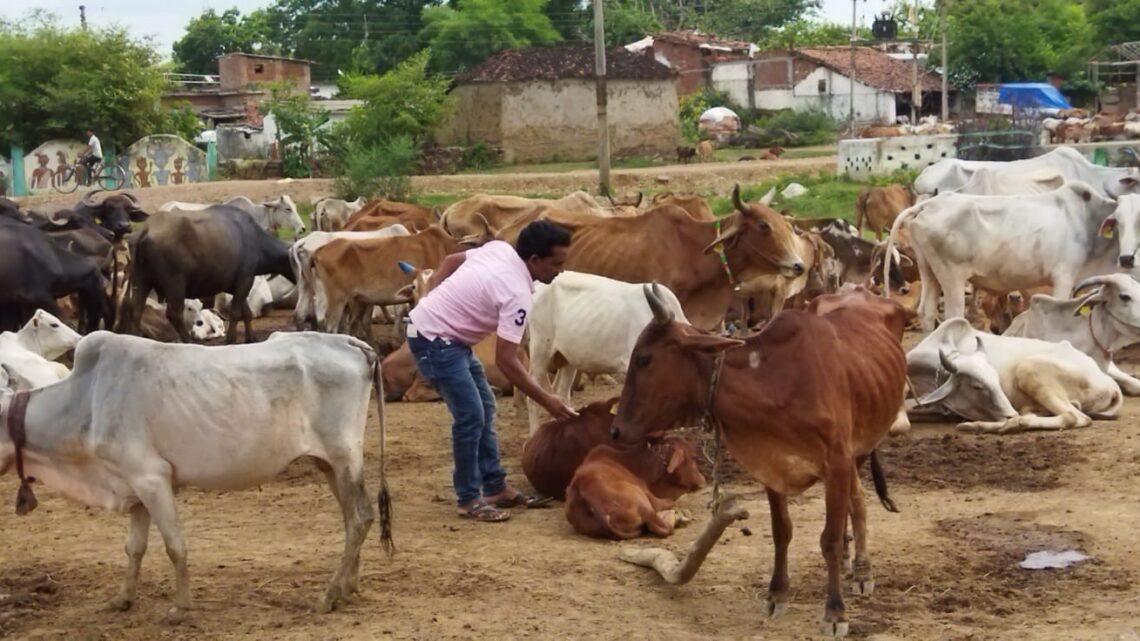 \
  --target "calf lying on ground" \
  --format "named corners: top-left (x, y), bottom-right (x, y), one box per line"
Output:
top-left (522, 397), bottom-right (619, 500)
top-left (564, 436), bottom-right (705, 540)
